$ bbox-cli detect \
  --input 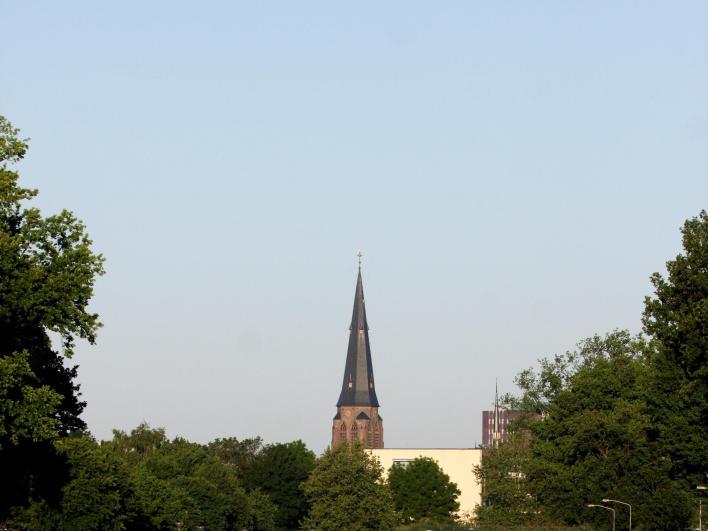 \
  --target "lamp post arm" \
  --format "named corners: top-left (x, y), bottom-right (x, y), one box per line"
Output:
top-left (587, 504), bottom-right (616, 531)
top-left (603, 498), bottom-right (632, 530)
